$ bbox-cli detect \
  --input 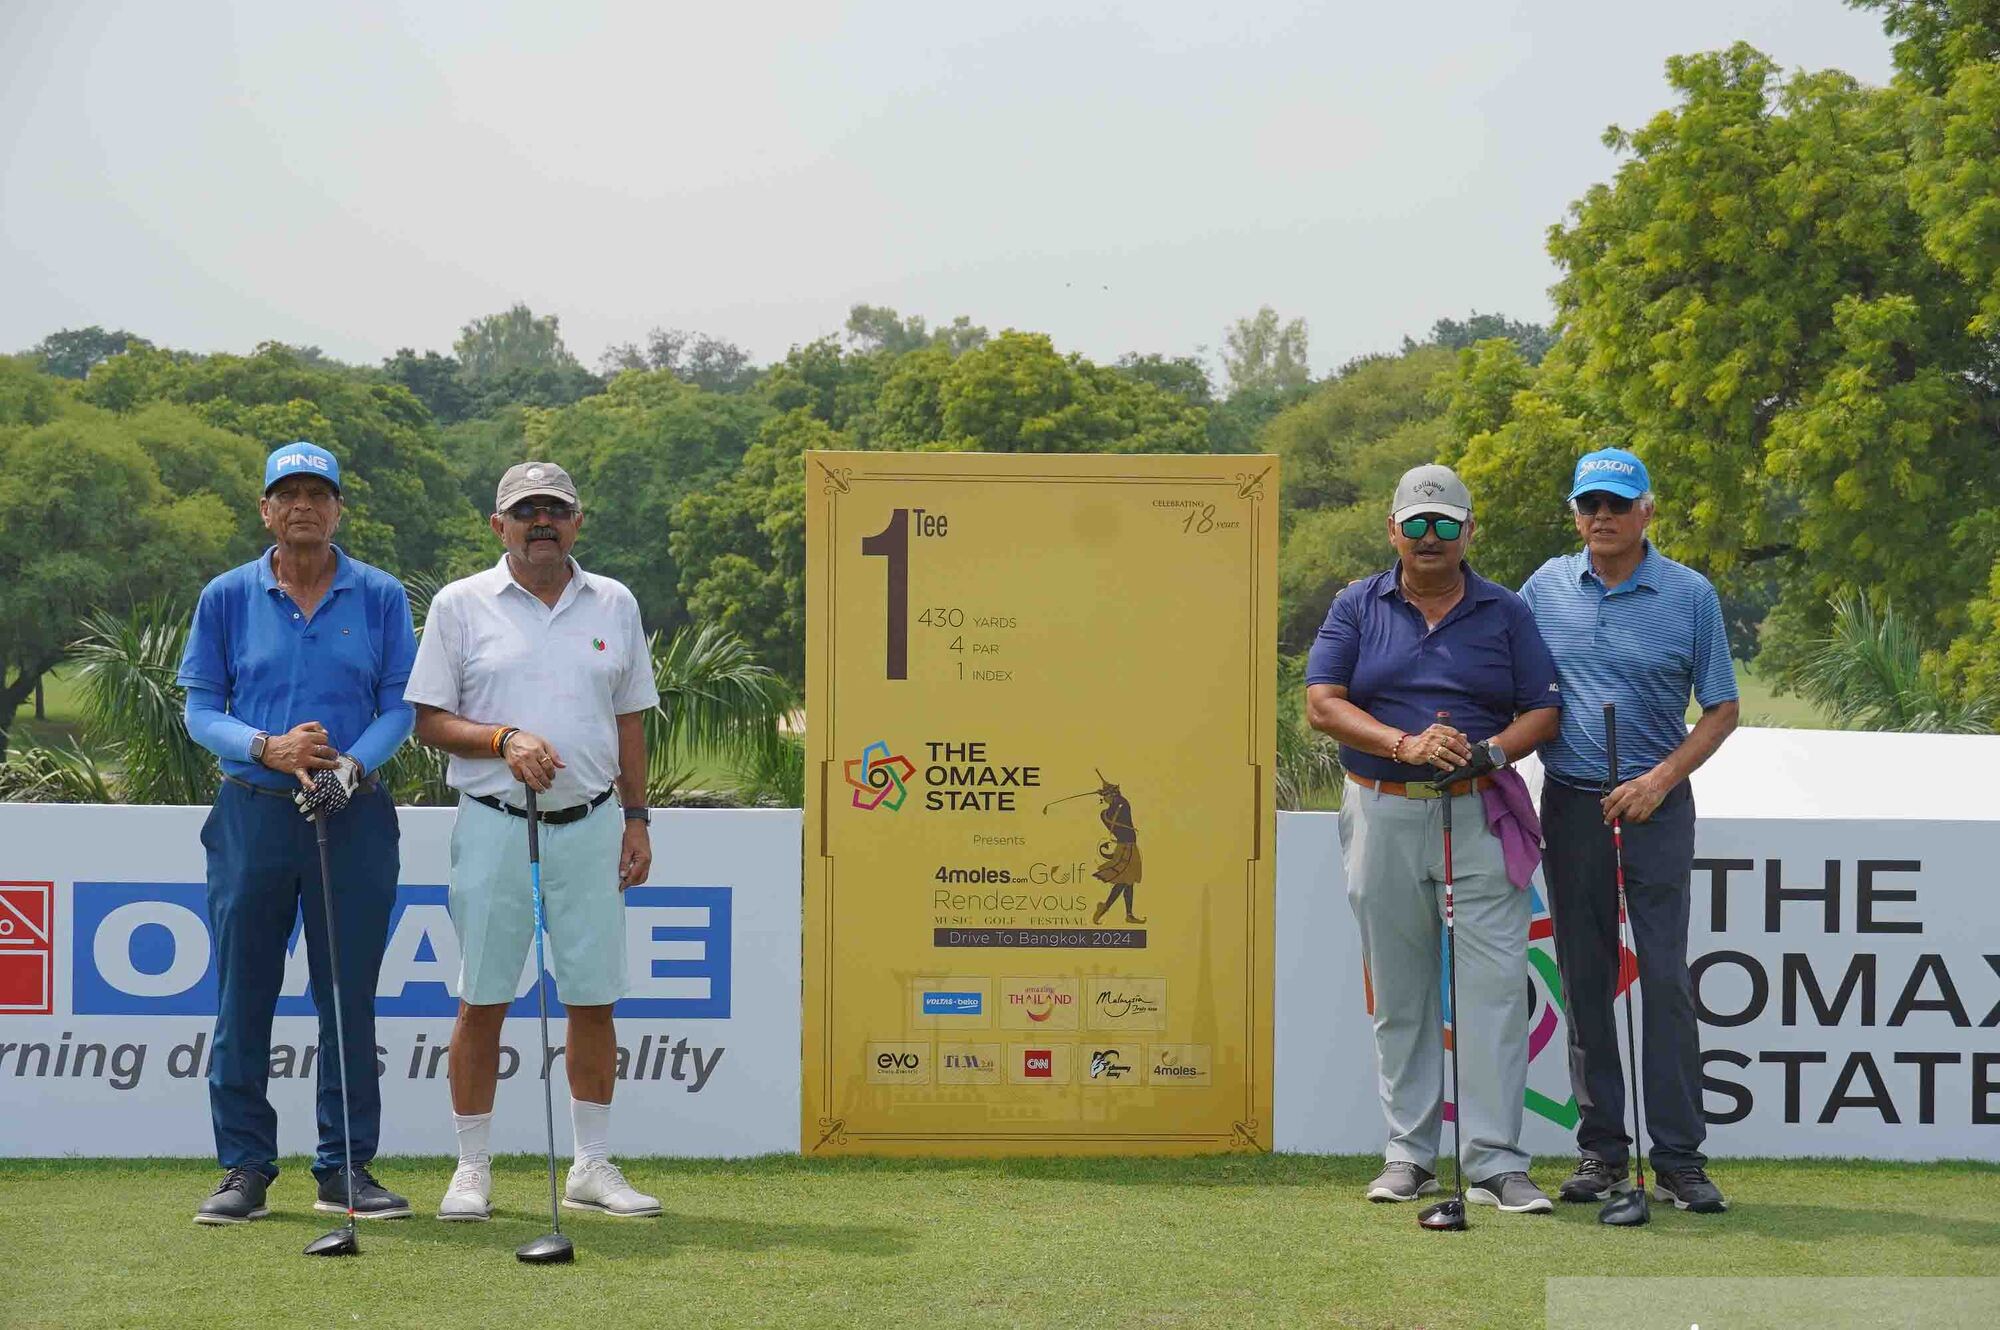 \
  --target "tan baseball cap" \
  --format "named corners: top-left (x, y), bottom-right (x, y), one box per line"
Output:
top-left (1391, 464), bottom-right (1472, 523)
top-left (495, 461), bottom-right (579, 513)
